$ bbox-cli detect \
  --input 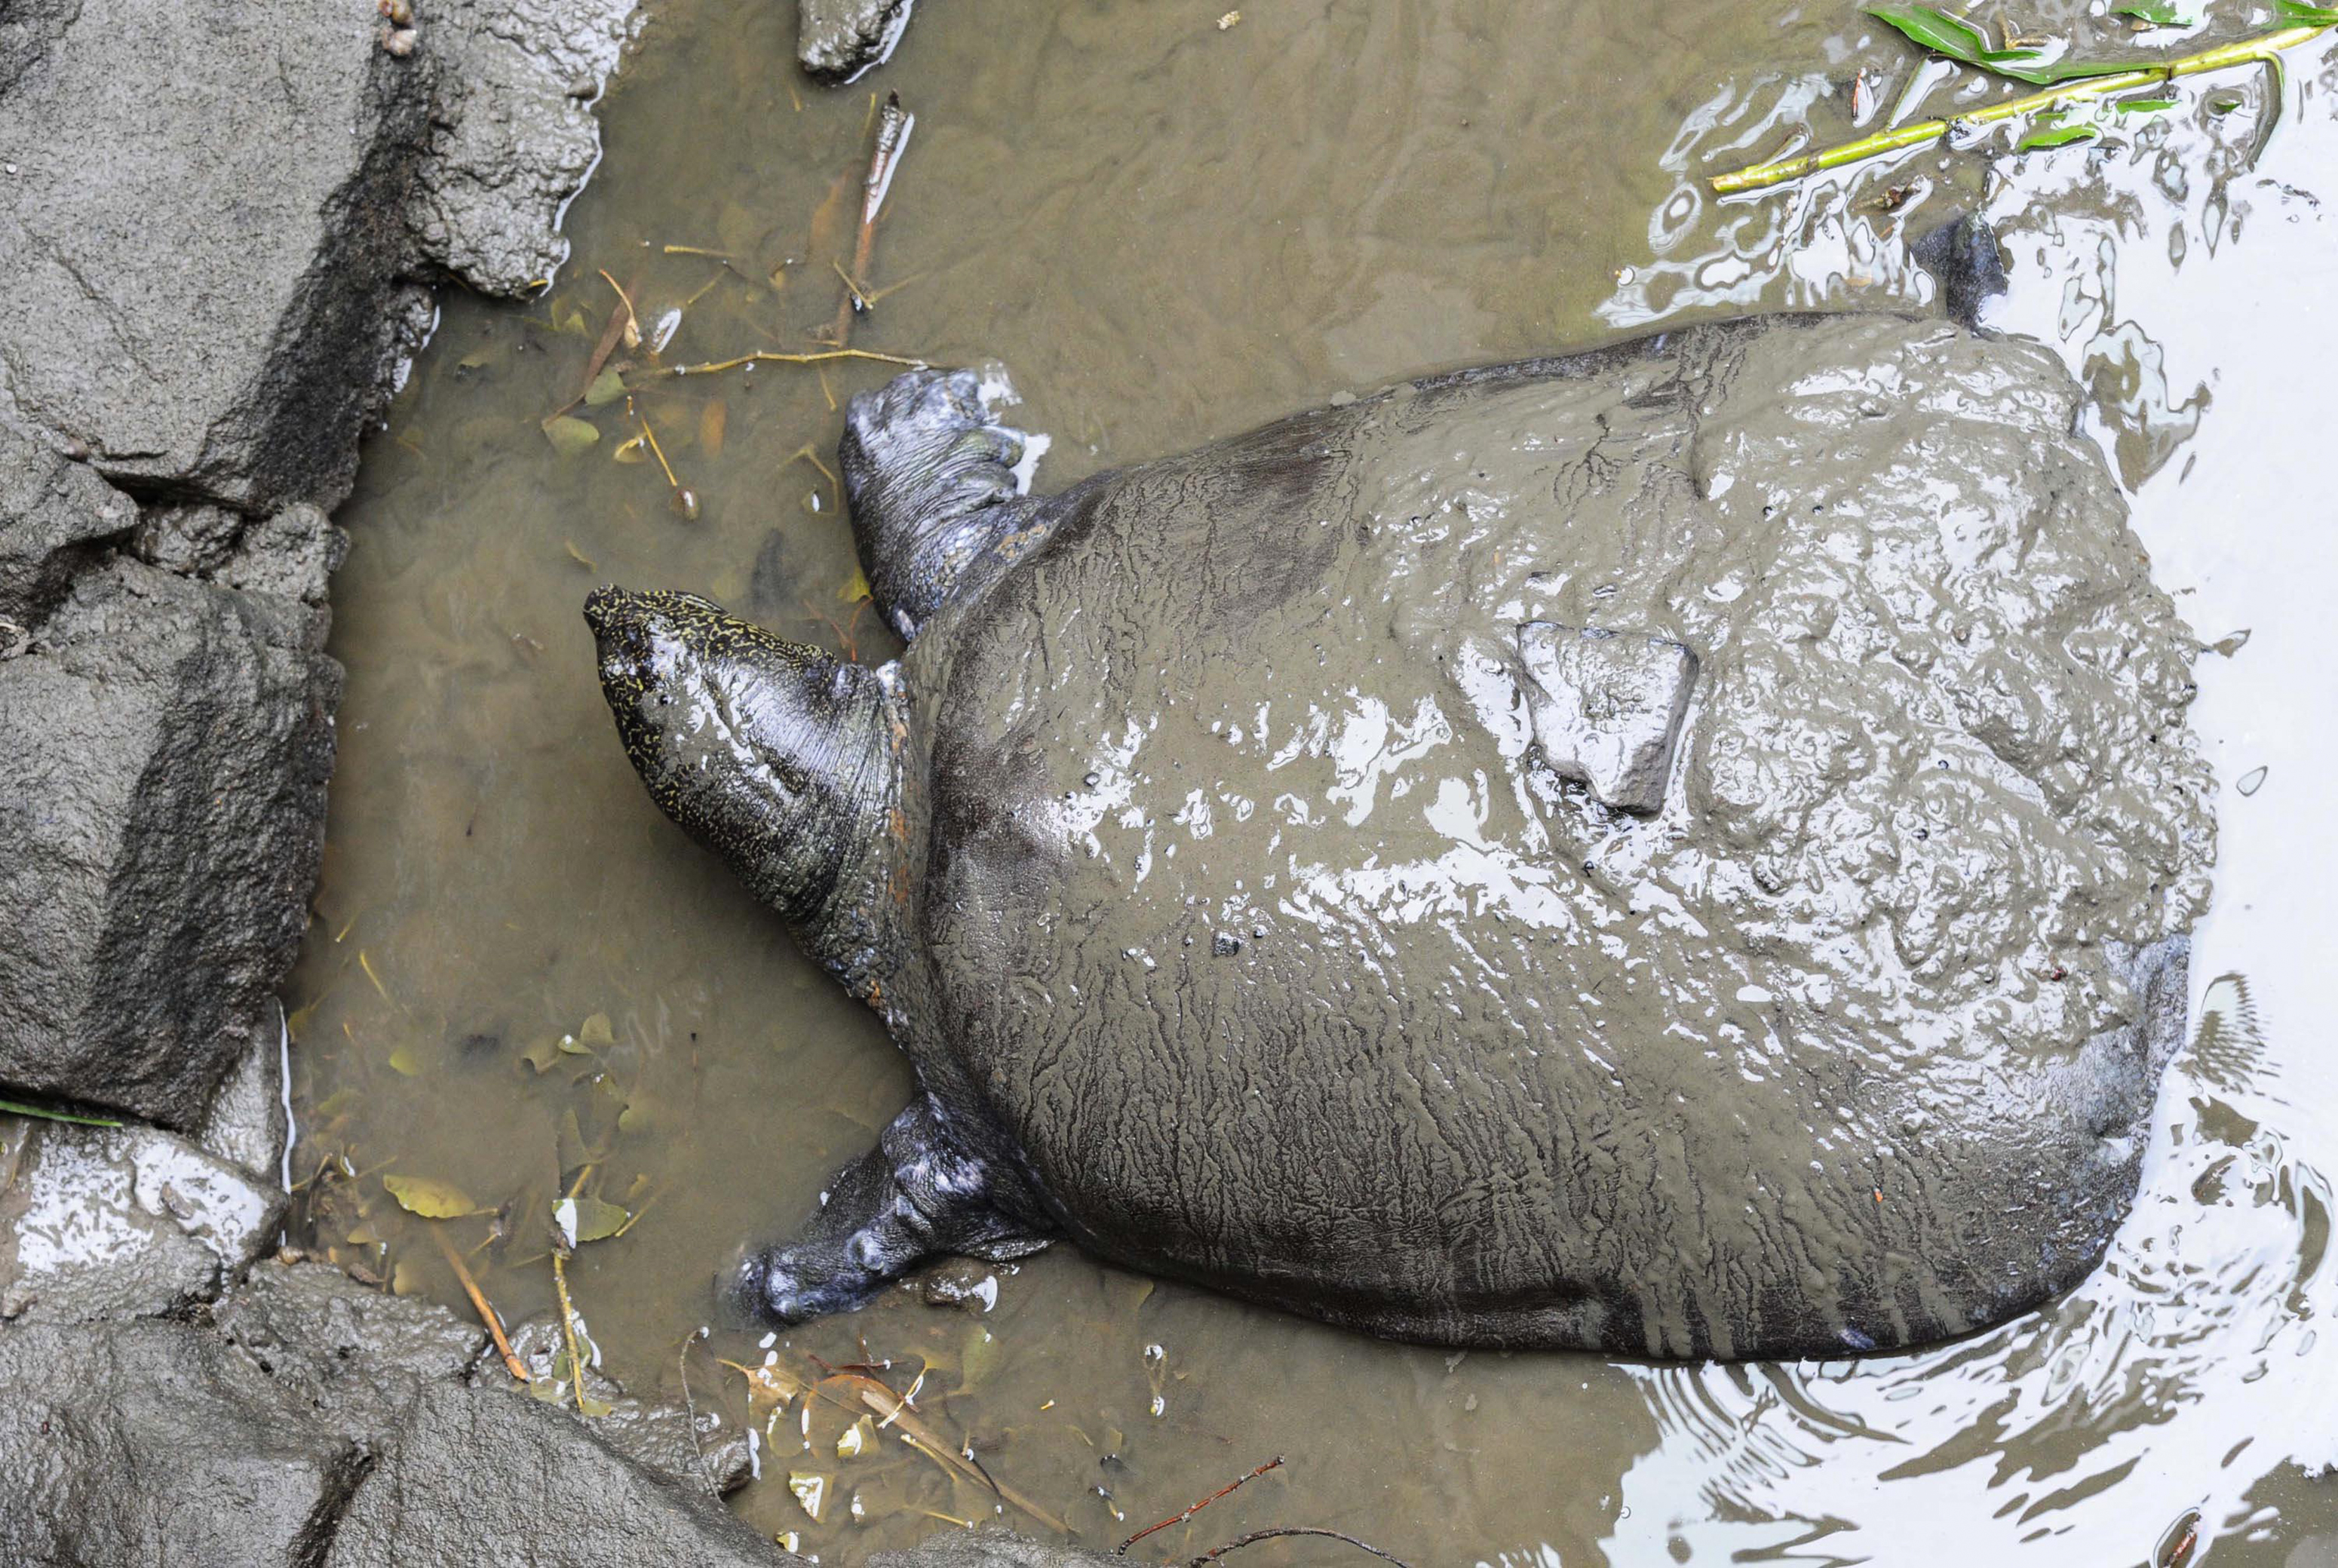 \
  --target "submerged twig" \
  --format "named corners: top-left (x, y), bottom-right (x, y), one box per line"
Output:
top-left (433, 1226), bottom-right (529, 1385)
top-left (832, 91), bottom-right (915, 348)
top-left (677, 1327), bottom-right (714, 1497)
top-left (1187, 1528), bottom-right (1413, 1568)
top-left (1119, 1456), bottom-right (1285, 1553)
top-left (658, 347), bottom-right (925, 379)
top-left (551, 1244), bottom-right (589, 1417)
top-left (1711, 22), bottom-right (2328, 192)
